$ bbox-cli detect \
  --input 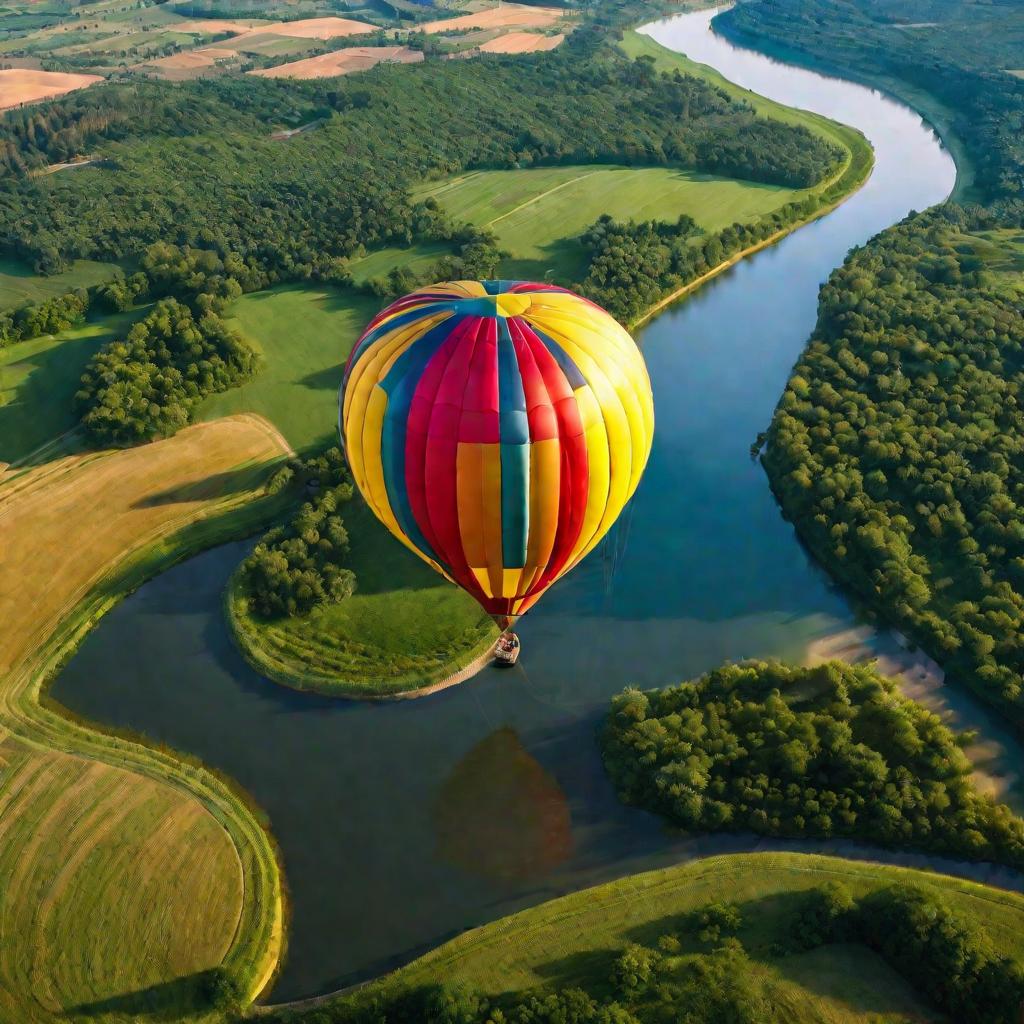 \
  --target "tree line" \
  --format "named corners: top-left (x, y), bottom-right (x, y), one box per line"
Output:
top-left (601, 659), bottom-right (1024, 867)
top-left (75, 297), bottom-right (257, 445)
top-left (0, 288), bottom-right (90, 348)
top-left (718, 0), bottom-right (1024, 204)
top-left (718, 0), bottom-right (1024, 727)
top-left (576, 192), bottom-right (823, 324)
